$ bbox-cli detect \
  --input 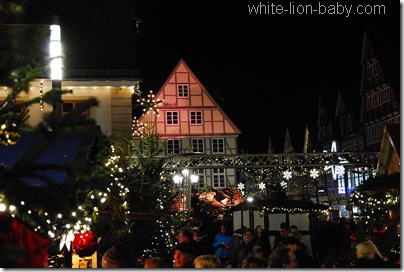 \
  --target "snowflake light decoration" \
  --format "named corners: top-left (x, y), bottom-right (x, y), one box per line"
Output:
top-left (137, 90), bottom-right (164, 115)
top-left (237, 183), bottom-right (245, 191)
top-left (280, 180), bottom-right (287, 189)
top-left (258, 182), bottom-right (266, 191)
top-left (283, 170), bottom-right (292, 180)
top-left (310, 168), bottom-right (320, 179)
